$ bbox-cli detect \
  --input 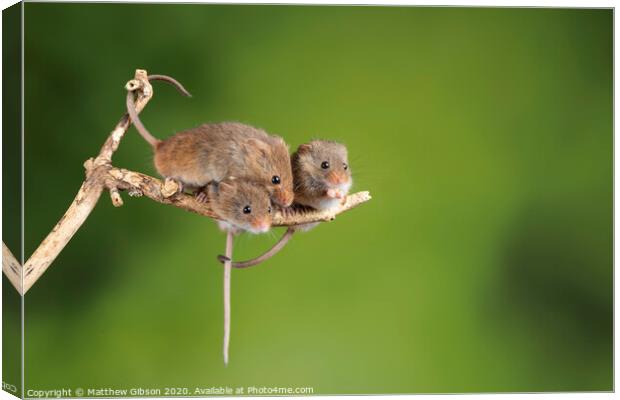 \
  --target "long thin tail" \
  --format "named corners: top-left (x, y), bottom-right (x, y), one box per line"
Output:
top-left (223, 230), bottom-right (234, 366)
top-left (217, 227), bottom-right (296, 269)
top-left (126, 91), bottom-right (159, 147)
top-left (148, 74), bottom-right (192, 97)
top-left (126, 74), bottom-right (192, 147)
